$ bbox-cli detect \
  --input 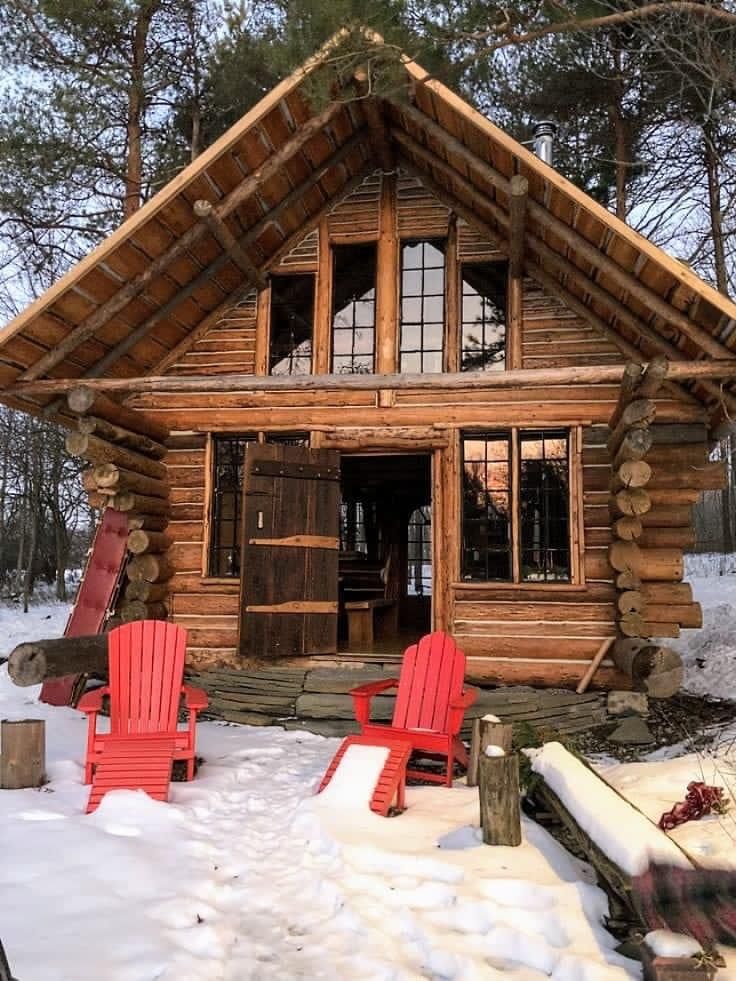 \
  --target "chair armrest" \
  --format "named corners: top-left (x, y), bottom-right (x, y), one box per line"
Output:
top-left (449, 687), bottom-right (479, 710)
top-left (182, 685), bottom-right (208, 711)
top-left (77, 687), bottom-right (109, 713)
top-left (350, 678), bottom-right (398, 698)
